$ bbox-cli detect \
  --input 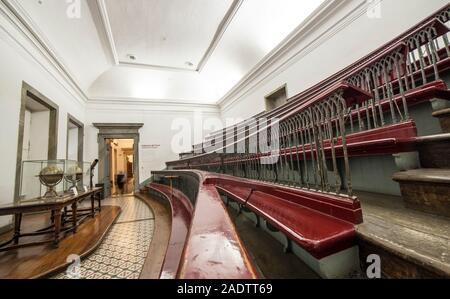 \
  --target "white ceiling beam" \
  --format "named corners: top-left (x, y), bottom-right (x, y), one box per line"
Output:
top-left (96, 0), bottom-right (119, 65)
